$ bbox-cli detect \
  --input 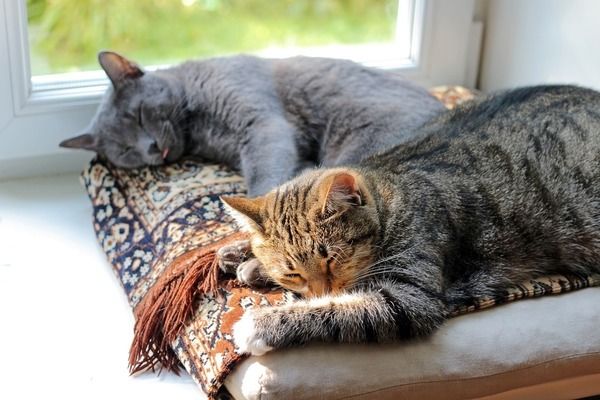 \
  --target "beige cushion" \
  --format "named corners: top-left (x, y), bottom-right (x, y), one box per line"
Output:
top-left (224, 288), bottom-right (600, 399)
